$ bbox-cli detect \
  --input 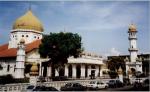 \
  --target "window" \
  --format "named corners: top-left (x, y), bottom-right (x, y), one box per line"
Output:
top-left (14, 65), bottom-right (16, 72)
top-left (7, 65), bottom-right (10, 72)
